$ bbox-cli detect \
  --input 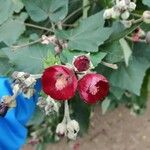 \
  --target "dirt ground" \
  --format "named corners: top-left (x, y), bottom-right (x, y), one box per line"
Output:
top-left (23, 98), bottom-right (150, 150)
